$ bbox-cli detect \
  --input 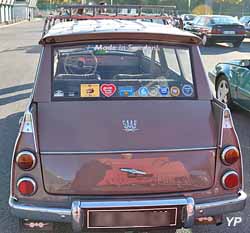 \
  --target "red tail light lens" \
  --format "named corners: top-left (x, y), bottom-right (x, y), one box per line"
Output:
top-left (221, 146), bottom-right (240, 165)
top-left (17, 177), bottom-right (37, 196)
top-left (211, 28), bottom-right (222, 34)
top-left (16, 151), bottom-right (36, 170)
top-left (222, 171), bottom-right (239, 189)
